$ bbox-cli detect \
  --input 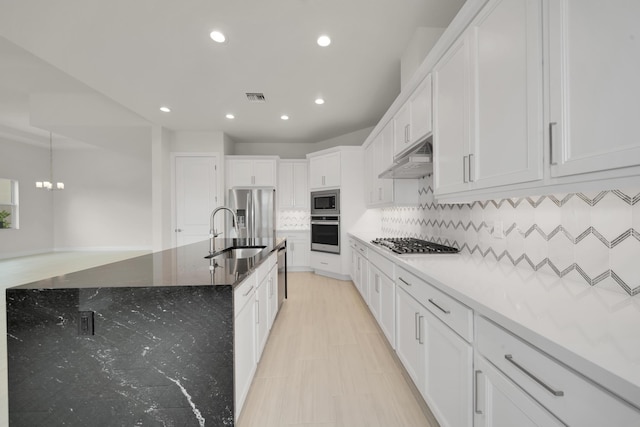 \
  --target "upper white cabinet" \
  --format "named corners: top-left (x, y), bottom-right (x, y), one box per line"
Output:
top-left (226, 156), bottom-right (278, 188)
top-left (548, 0), bottom-right (640, 179)
top-left (278, 160), bottom-right (308, 209)
top-left (434, 0), bottom-right (543, 197)
top-left (394, 74), bottom-right (433, 157)
top-left (309, 151), bottom-right (340, 189)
